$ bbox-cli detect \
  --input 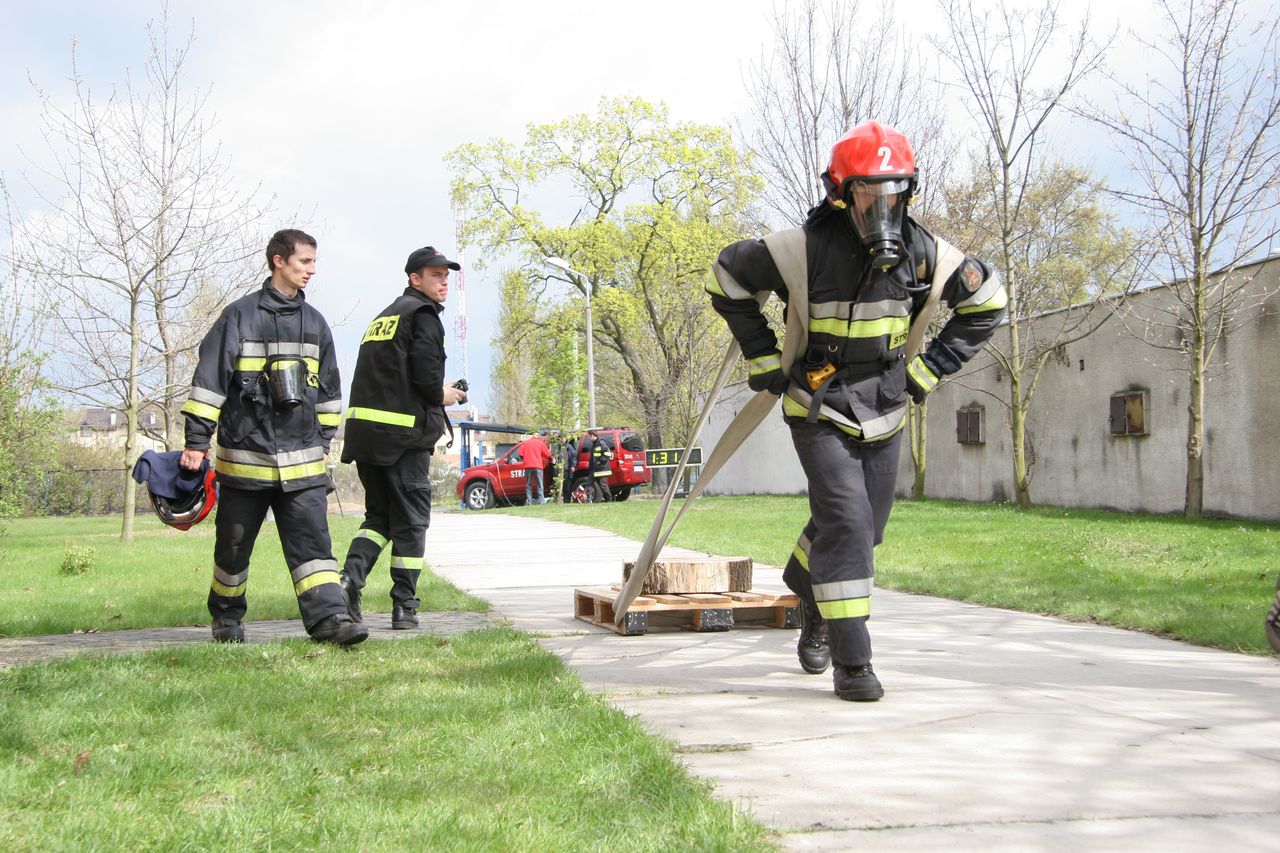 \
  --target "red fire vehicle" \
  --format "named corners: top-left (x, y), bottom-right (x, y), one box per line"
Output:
top-left (456, 427), bottom-right (650, 510)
